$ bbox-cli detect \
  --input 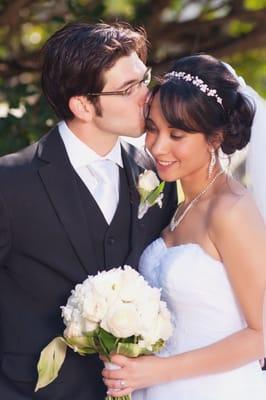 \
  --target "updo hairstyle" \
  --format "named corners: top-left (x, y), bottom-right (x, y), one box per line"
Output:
top-left (146, 55), bottom-right (255, 155)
